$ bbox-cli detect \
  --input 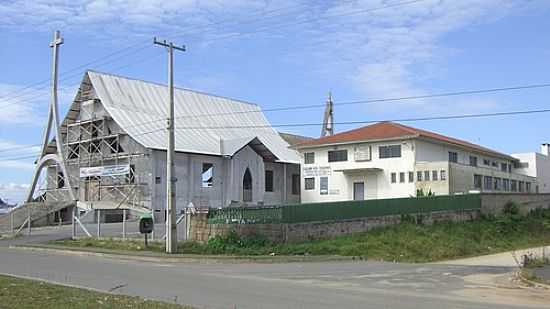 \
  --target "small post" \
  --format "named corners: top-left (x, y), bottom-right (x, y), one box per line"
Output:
top-left (72, 206), bottom-right (76, 239)
top-left (96, 210), bottom-right (101, 238)
top-left (144, 233), bottom-right (149, 248)
top-left (27, 204), bottom-right (31, 235)
top-left (10, 211), bottom-right (14, 235)
top-left (150, 208), bottom-right (155, 241)
top-left (122, 209), bottom-right (127, 240)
